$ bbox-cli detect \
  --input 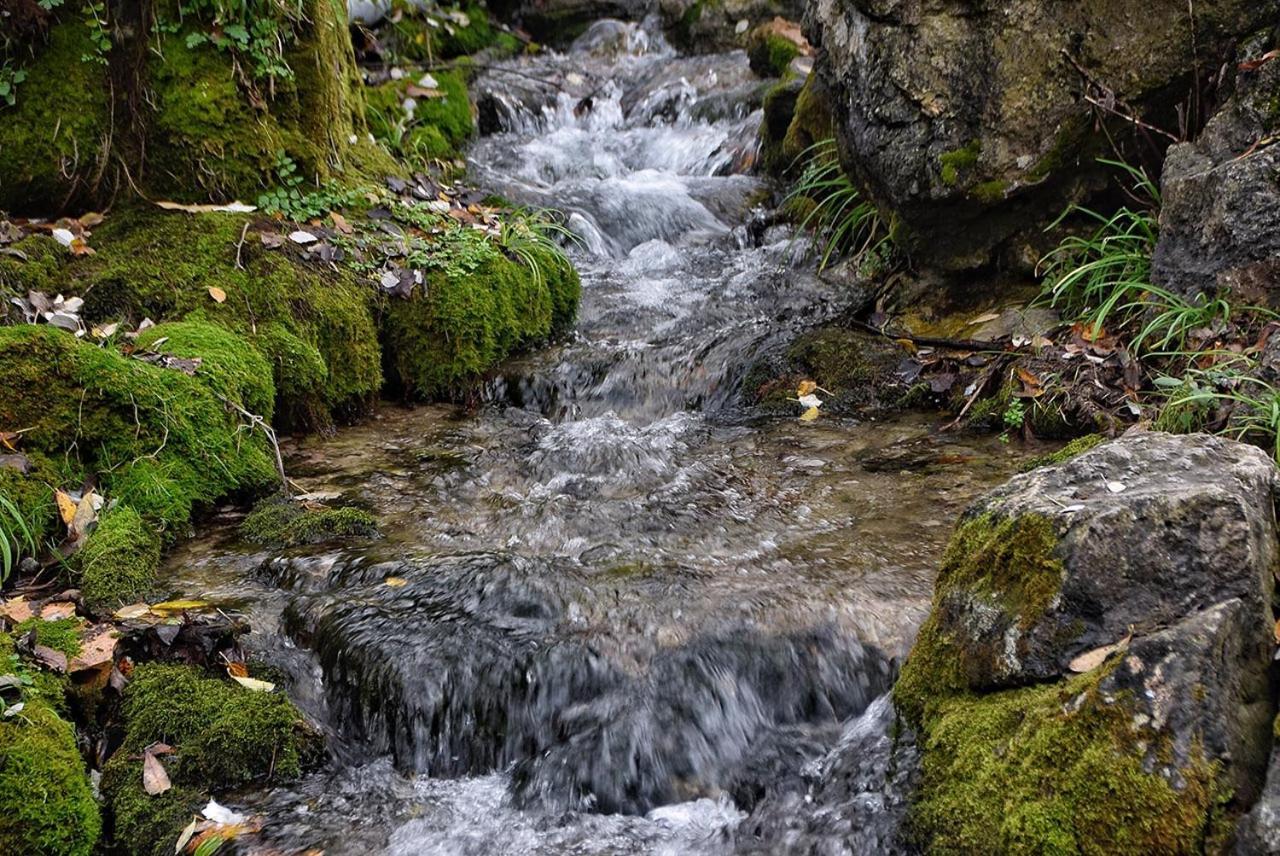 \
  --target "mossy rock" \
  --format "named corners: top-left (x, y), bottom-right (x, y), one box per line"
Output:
top-left (365, 70), bottom-right (475, 163)
top-left (13, 616), bottom-right (83, 658)
top-left (381, 246), bottom-right (580, 398)
top-left (136, 320), bottom-right (277, 420)
top-left (758, 78), bottom-right (802, 176)
top-left (76, 506), bottom-right (161, 612)
top-left (0, 695), bottom-right (101, 856)
top-left (49, 208), bottom-right (382, 430)
top-left (1020, 433), bottom-right (1107, 472)
top-left (906, 666), bottom-right (1226, 854)
top-left (240, 498), bottom-right (378, 548)
top-left (386, 3), bottom-right (501, 62)
top-left (0, 324), bottom-right (277, 539)
top-left (101, 662), bottom-right (317, 855)
top-left (746, 28), bottom-right (800, 78)
top-left (0, 16), bottom-right (112, 214)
